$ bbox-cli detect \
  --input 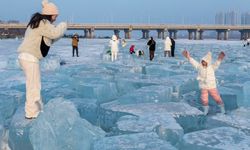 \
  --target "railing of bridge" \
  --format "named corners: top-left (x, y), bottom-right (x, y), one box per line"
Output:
top-left (1, 23), bottom-right (250, 30)
top-left (1, 23), bottom-right (250, 40)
